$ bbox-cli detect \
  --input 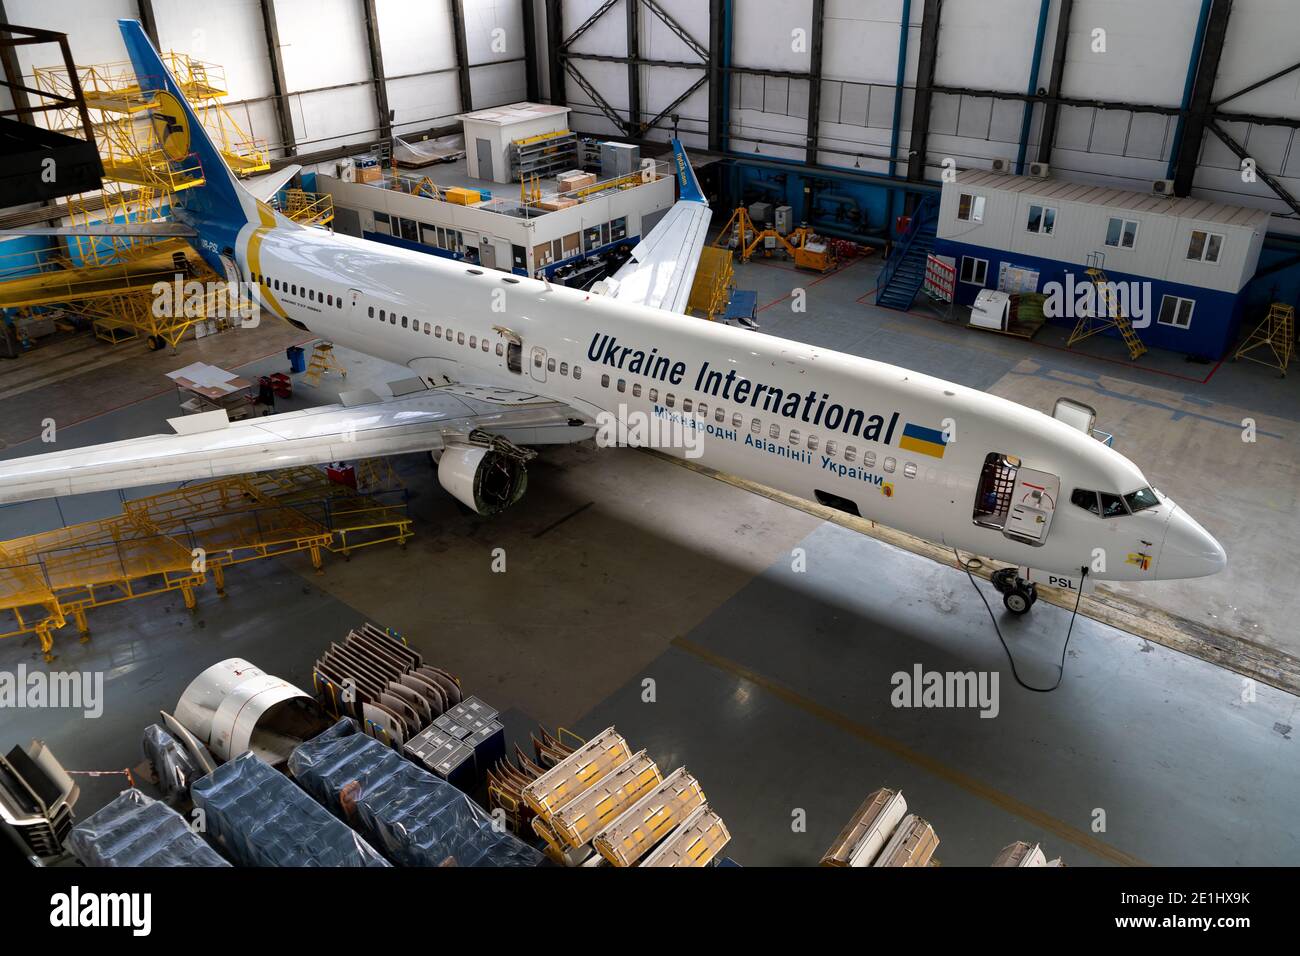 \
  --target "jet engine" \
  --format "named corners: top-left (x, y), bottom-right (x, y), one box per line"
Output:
top-left (436, 438), bottom-right (531, 515)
